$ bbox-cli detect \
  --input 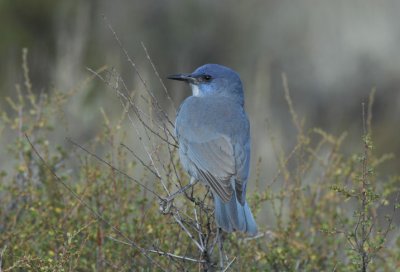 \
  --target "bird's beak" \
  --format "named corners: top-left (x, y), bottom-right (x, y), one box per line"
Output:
top-left (167, 73), bottom-right (195, 83)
